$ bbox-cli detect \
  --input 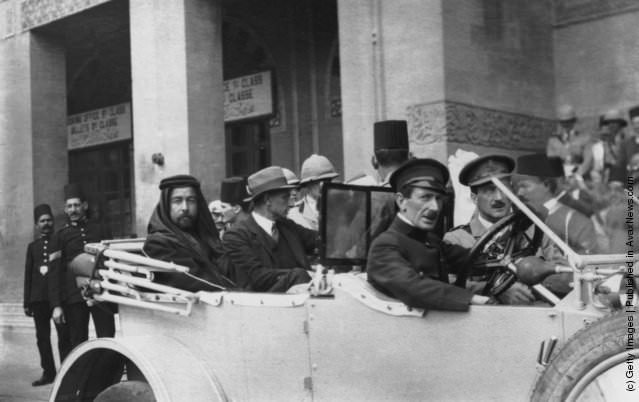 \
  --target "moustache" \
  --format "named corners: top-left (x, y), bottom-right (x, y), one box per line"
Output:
top-left (423, 211), bottom-right (439, 220)
top-left (490, 201), bottom-right (507, 209)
